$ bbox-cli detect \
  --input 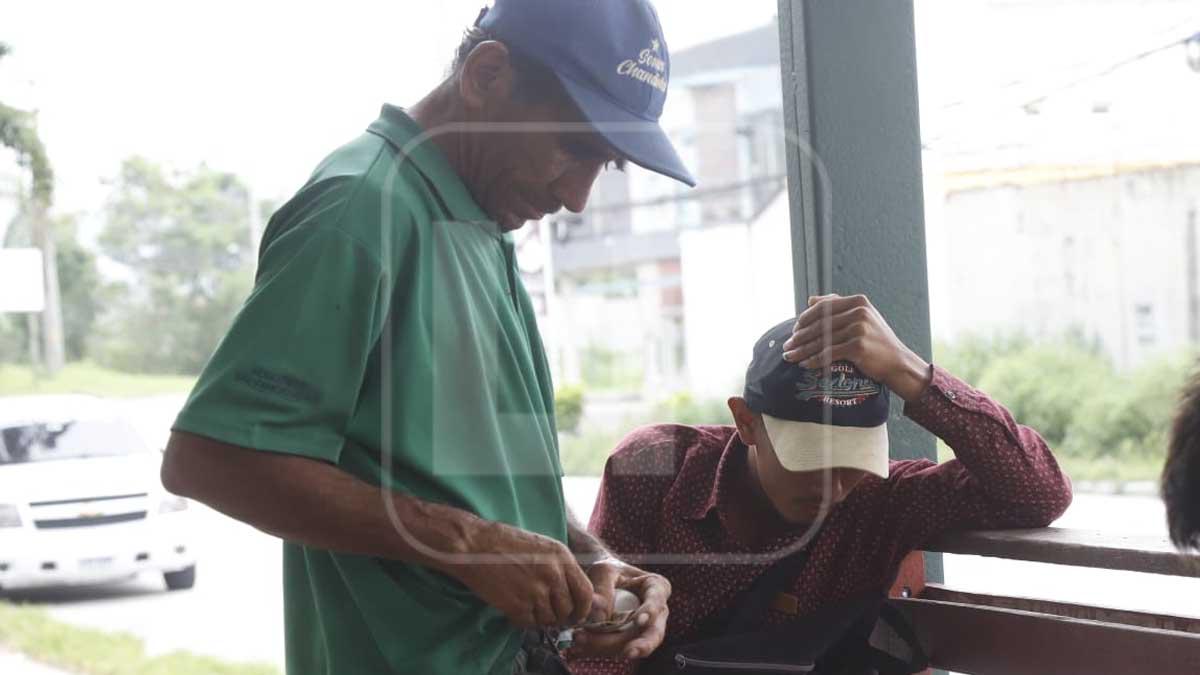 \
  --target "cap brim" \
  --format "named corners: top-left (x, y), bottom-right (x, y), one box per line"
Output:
top-left (761, 414), bottom-right (890, 479)
top-left (556, 74), bottom-right (697, 188)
